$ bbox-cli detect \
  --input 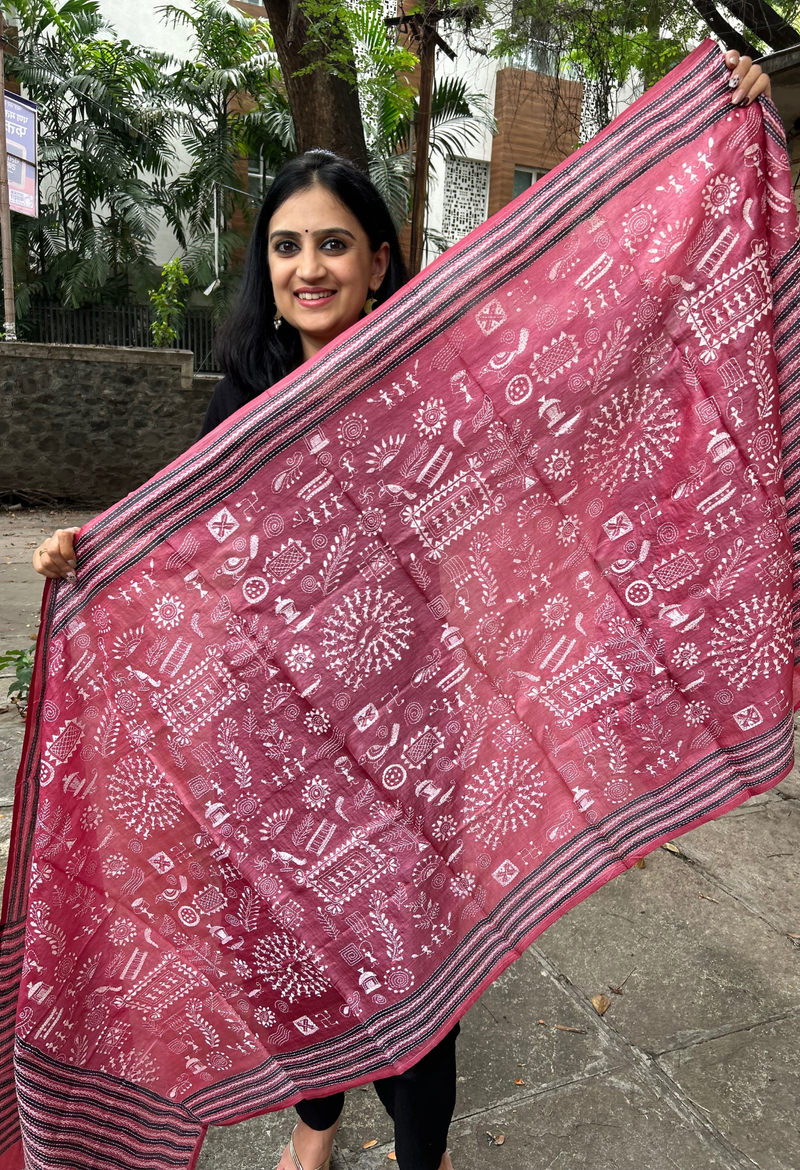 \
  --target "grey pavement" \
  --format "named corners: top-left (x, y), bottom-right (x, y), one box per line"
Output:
top-left (1, 508), bottom-right (798, 1170)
